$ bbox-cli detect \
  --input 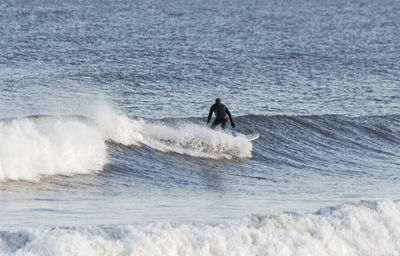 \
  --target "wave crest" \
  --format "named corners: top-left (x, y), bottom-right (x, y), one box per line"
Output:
top-left (0, 116), bottom-right (107, 181)
top-left (0, 109), bottom-right (253, 181)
